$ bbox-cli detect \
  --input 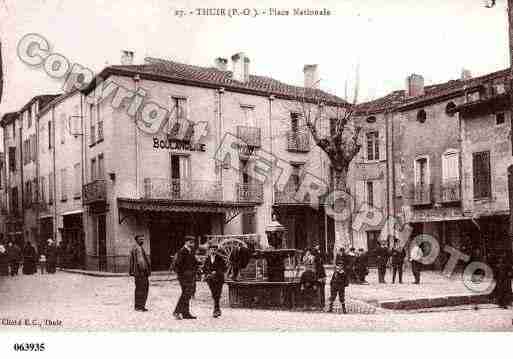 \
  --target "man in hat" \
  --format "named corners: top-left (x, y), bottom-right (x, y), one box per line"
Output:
top-left (7, 241), bottom-right (21, 276)
top-left (409, 241), bottom-right (423, 284)
top-left (374, 242), bottom-right (389, 284)
top-left (202, 242), bottom-right (227, 318)
top-left (46, 239), bottom-right (58, 274)
top-left (390, 238), bottom-right (406, 284)
top-left (327, 258), bottom-right (349, 314)
top-left (129, 234), bottom-right (151, 312)
top-left (173, 236), bottom-right (199, 319)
